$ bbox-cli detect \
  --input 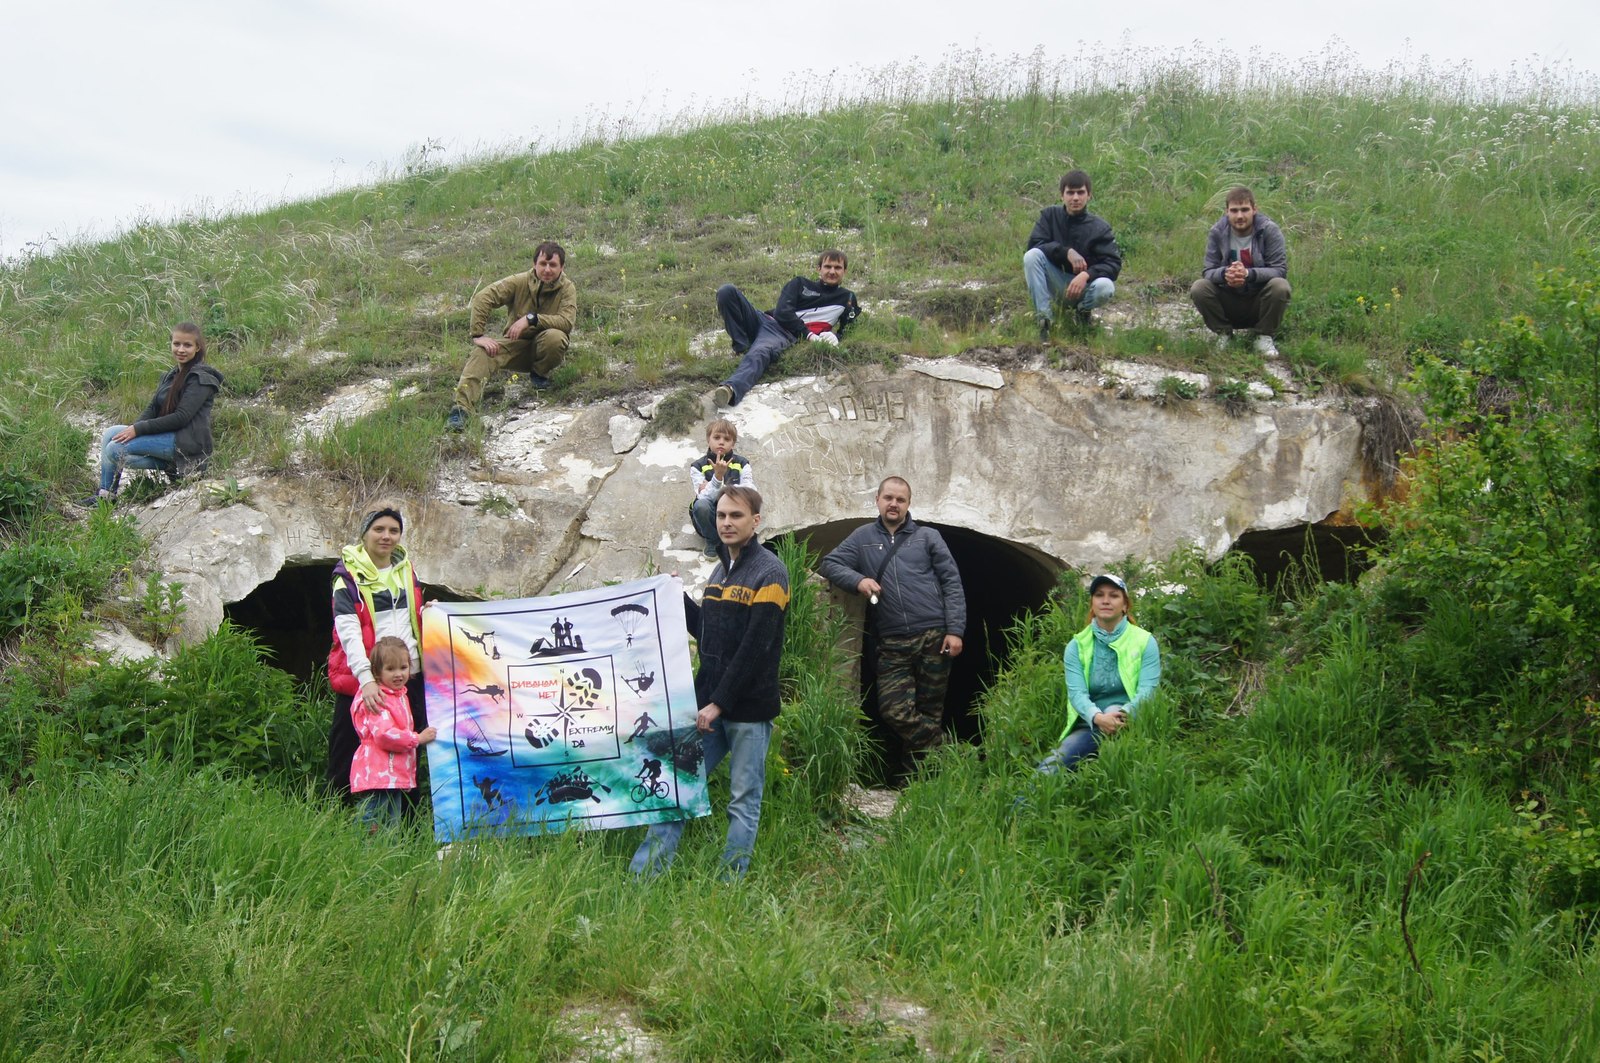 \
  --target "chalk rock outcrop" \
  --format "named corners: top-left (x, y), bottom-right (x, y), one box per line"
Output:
top-left (136, 358), bottom-right (1374, 645)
